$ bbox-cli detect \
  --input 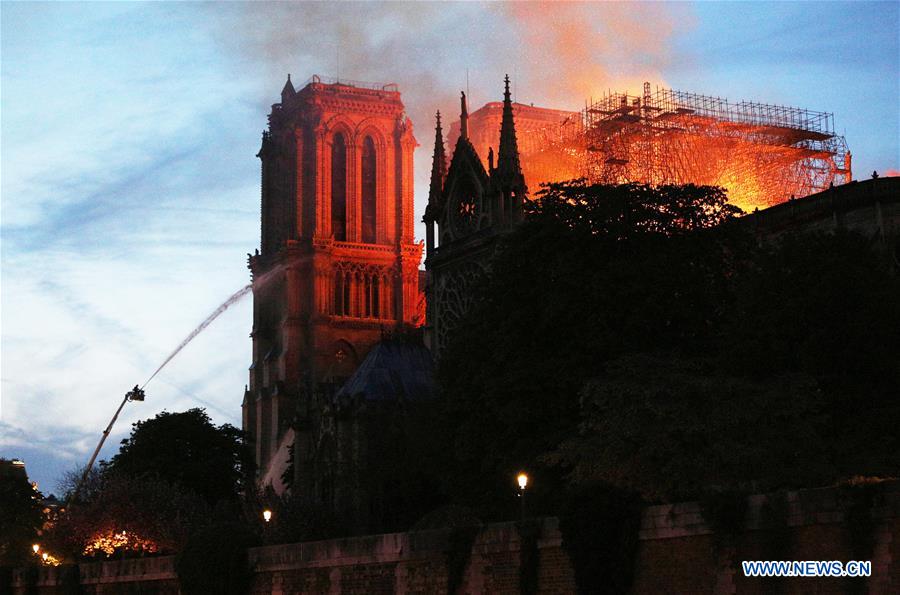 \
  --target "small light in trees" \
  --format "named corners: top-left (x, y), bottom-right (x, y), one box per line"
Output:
top-left (32, 544), bottom-right (40, 554)
top-left (263, 509), bottom-right (272, 523)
